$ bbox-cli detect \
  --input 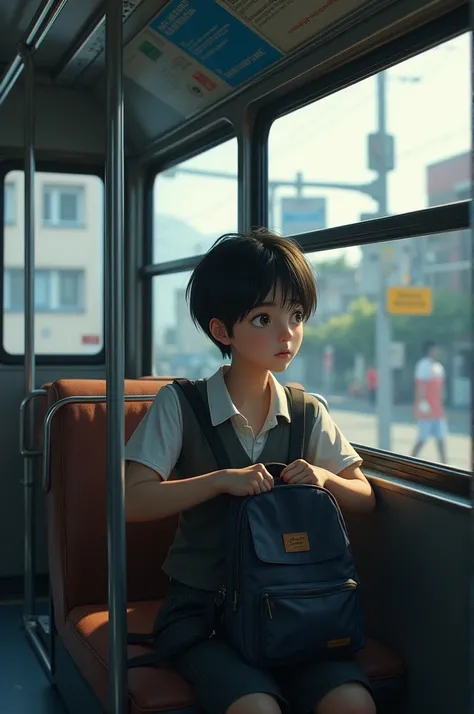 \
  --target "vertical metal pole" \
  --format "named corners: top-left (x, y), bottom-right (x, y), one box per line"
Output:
top-left (375, 71), bottom-right (392, 451)
top-left (19, 43), bottom-right (36, 620)
top-left (105, 2), bottom-right (127, 713)
top-left (470, 30), bottom-right (474, 714)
